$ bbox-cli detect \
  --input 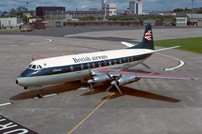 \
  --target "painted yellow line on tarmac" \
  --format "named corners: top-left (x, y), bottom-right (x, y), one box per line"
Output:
top-left (68, 92), bottom-right (115, 134)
